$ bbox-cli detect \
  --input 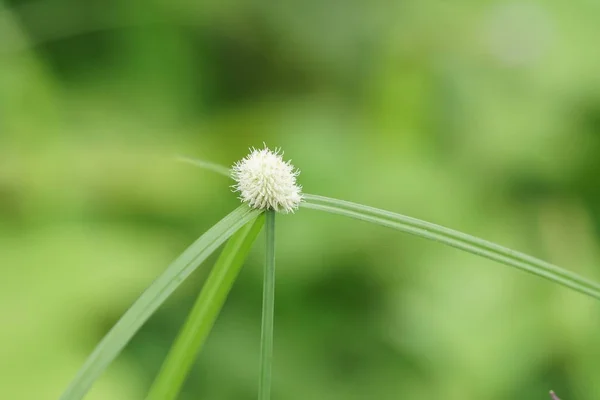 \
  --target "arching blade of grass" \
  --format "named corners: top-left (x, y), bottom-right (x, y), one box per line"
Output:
top-left (60, 205), bottom-right (261, 400)
top-left (302, 194), bottom-right (600, 301)
top-left (146, 214), bottom-right (265, 400)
